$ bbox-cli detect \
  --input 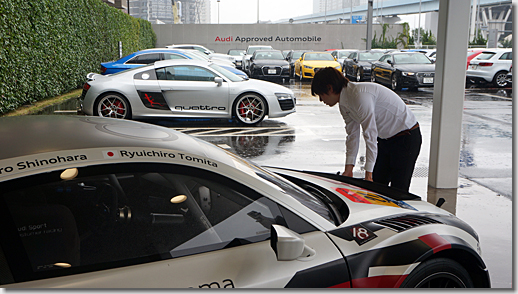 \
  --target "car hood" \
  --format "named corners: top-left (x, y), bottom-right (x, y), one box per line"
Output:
top-left (302, 60), bottom-right (341, 68)
top-left (356, 60), bottom-right (377, 67)
top-left (265, 167), bottom-right (453, 225)
top-left (394, 63), bottom-right (435, 72)
top-left (252, 59), bottom-right (289, 66)
top-left (237, 78), bottom-right (295, 95)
